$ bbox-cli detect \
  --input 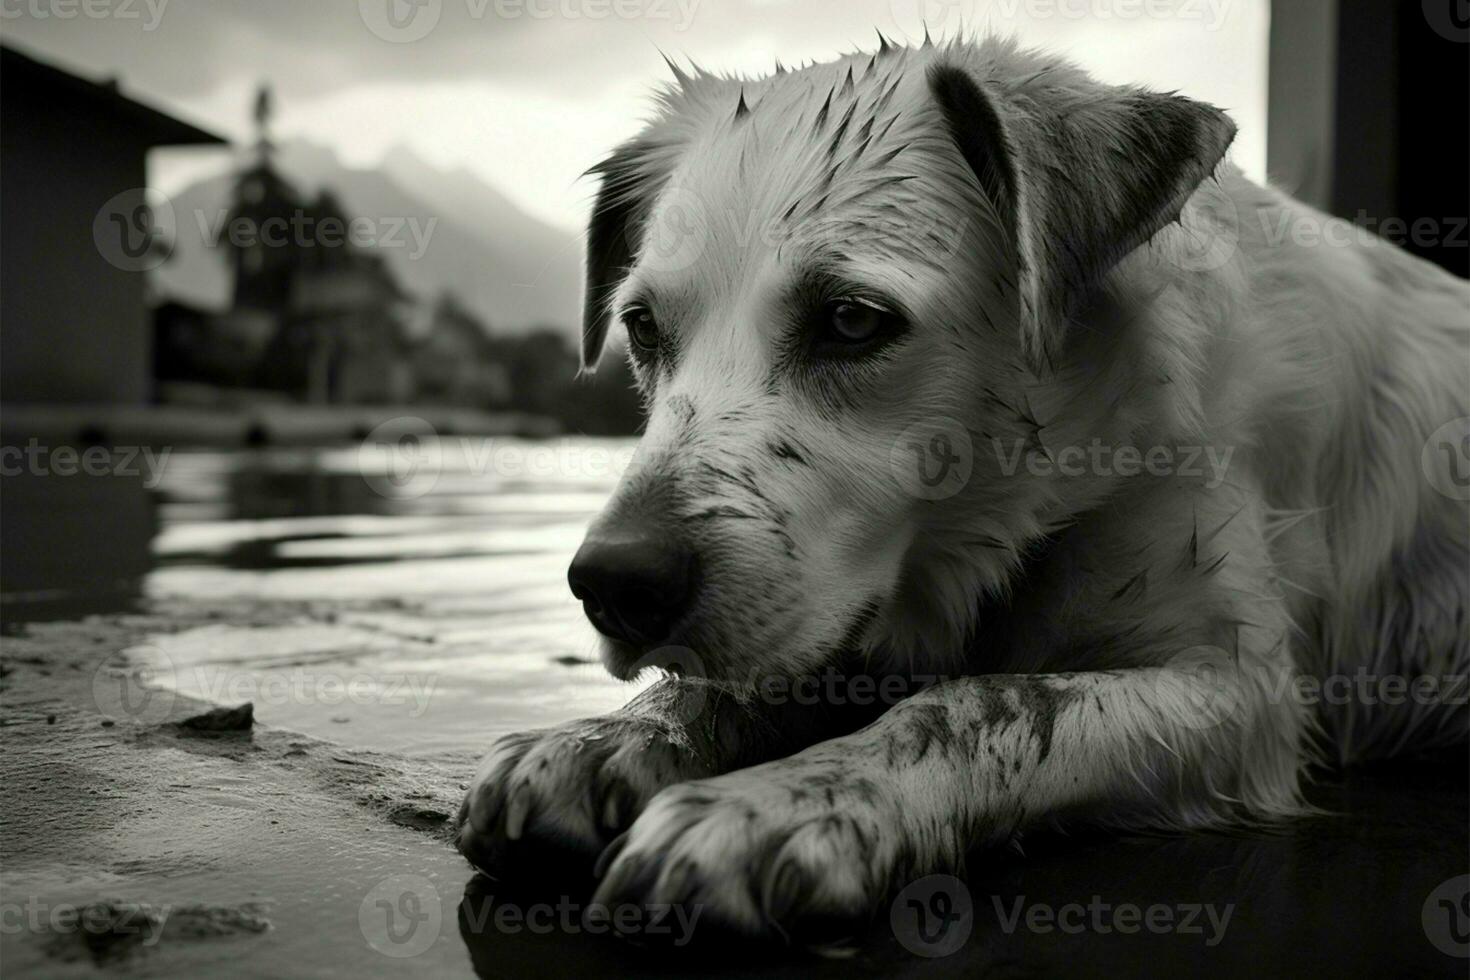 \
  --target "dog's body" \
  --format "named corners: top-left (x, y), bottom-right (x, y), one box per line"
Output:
top-left (456, 36), bottom-right (1469, 938)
